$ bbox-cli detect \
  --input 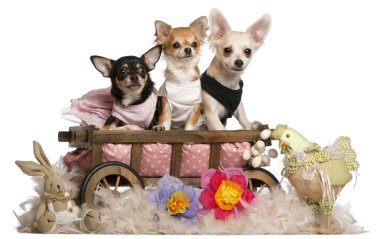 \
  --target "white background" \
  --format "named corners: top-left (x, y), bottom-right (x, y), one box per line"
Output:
top-left (1, 0), bottom-right (379, 238)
